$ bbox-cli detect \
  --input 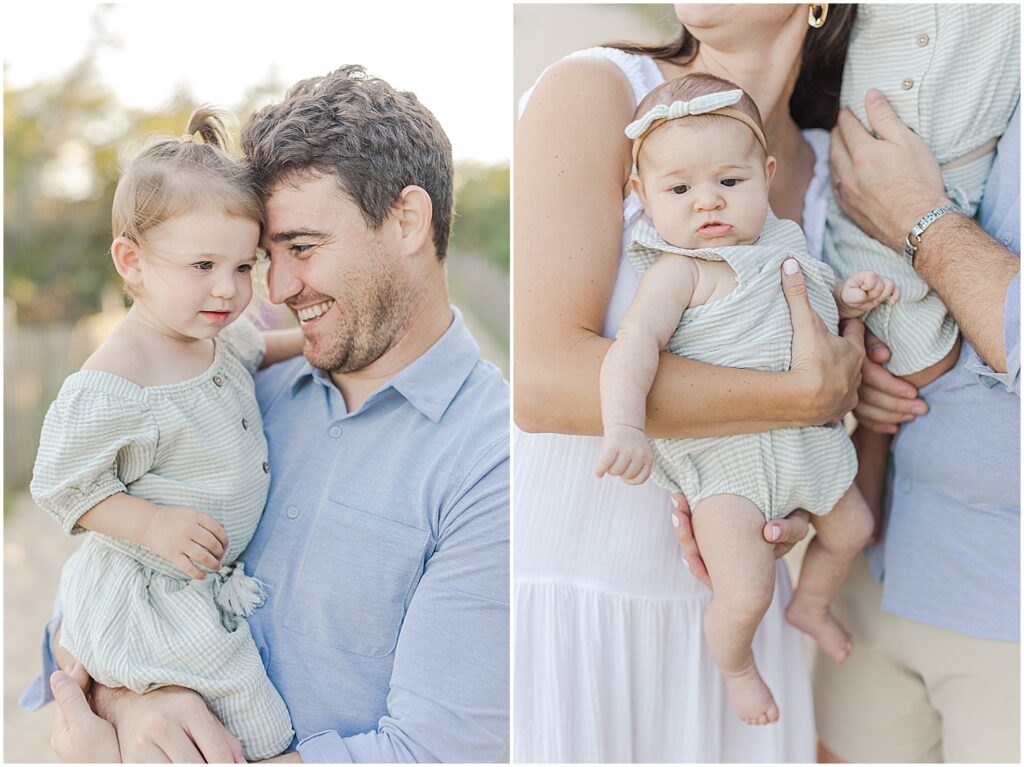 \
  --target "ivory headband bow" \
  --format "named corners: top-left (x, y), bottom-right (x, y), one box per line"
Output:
top-left (625, 88), bottom-right (768, 171)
